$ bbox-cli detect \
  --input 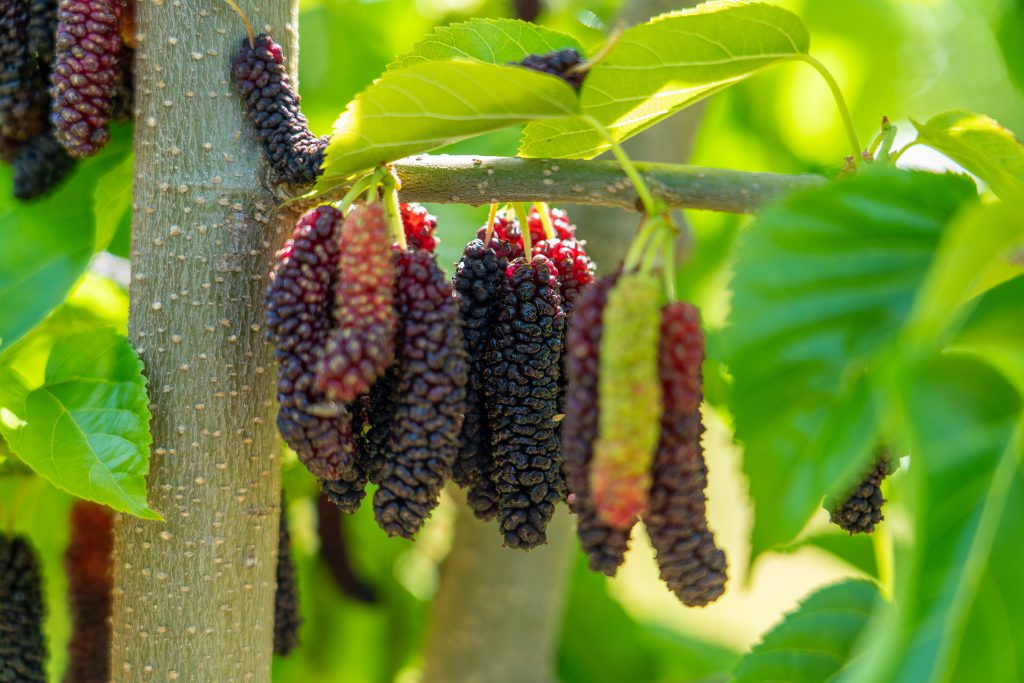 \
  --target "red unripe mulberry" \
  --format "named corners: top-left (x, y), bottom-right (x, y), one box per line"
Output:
top-left (63, 501), bottom-right (113, 683)
top-left (644, 303), bottom-right (727, 607)
top-left (316, 203), bottom-right (397, 403)
top-left (50, 0), bottom-right (123, 158)
top-left (399, 202), bottom-right (439, 252)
